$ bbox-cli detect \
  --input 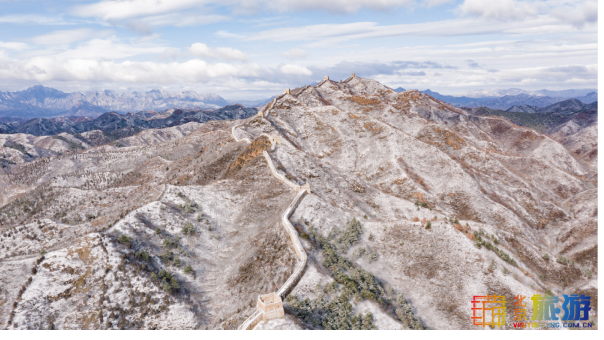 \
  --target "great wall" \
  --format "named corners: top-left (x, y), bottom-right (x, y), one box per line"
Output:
top-left (230, 79), bottom-right (341, 329)
top-left (236, 156), bottom-right (308, 330)
top-left (235, 74), bottom-right (360, 330)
